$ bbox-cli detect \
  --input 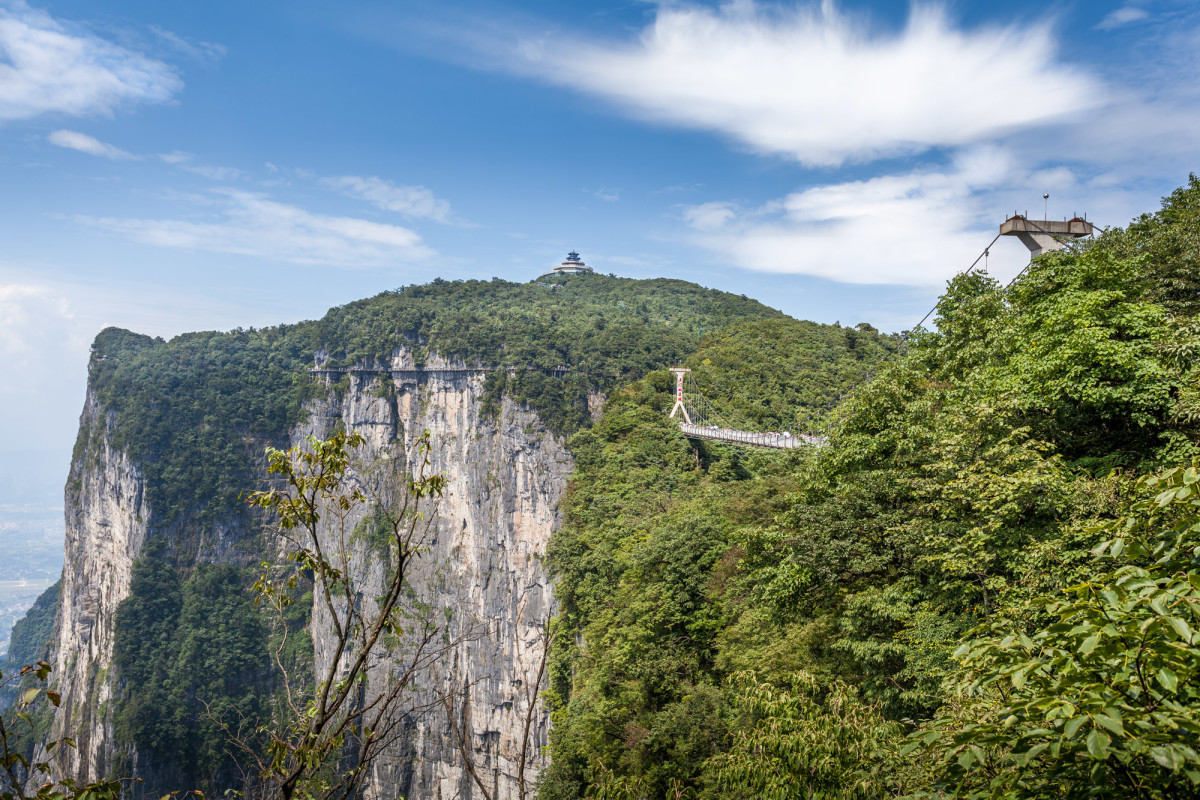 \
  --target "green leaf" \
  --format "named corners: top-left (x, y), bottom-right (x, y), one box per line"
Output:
top-left (1157, 667), bottom-right (1179, 693)
top-left (1167, 616), bottom-right (1194, 643)
top-left (1019, 742), bottom-right (1049, 766)
top-left (1151, 746), bottom-right (1179, 770)
top-left (1086, 729), bottom-right (1111, 760)
top-left (1094, 712), bottom-right (1125, 737)
top-left (1064, 716), bottom-right (1088, 739)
